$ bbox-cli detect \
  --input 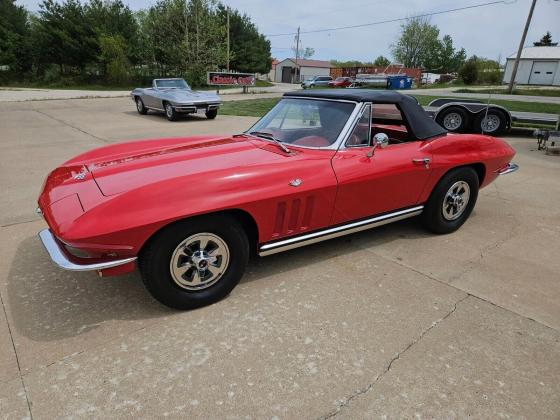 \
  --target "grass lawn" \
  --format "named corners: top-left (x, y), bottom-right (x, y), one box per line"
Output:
top-left (454, 88), bottom-right (560, 98)
top-left (220, 98), bottom-right (280, 117)
top-left (219, 95), bottom-right (560, 118)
